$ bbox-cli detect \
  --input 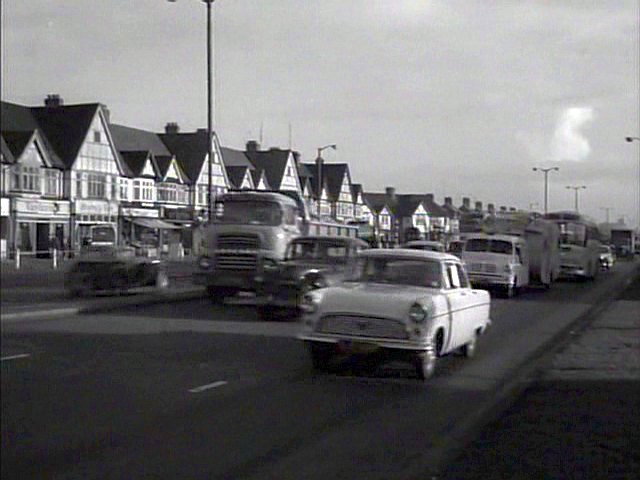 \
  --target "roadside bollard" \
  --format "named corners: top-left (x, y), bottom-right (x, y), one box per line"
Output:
top-left (53, 247), bottom-right (58, 269)
top-left (15, 248), bottom-right (20, 270)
